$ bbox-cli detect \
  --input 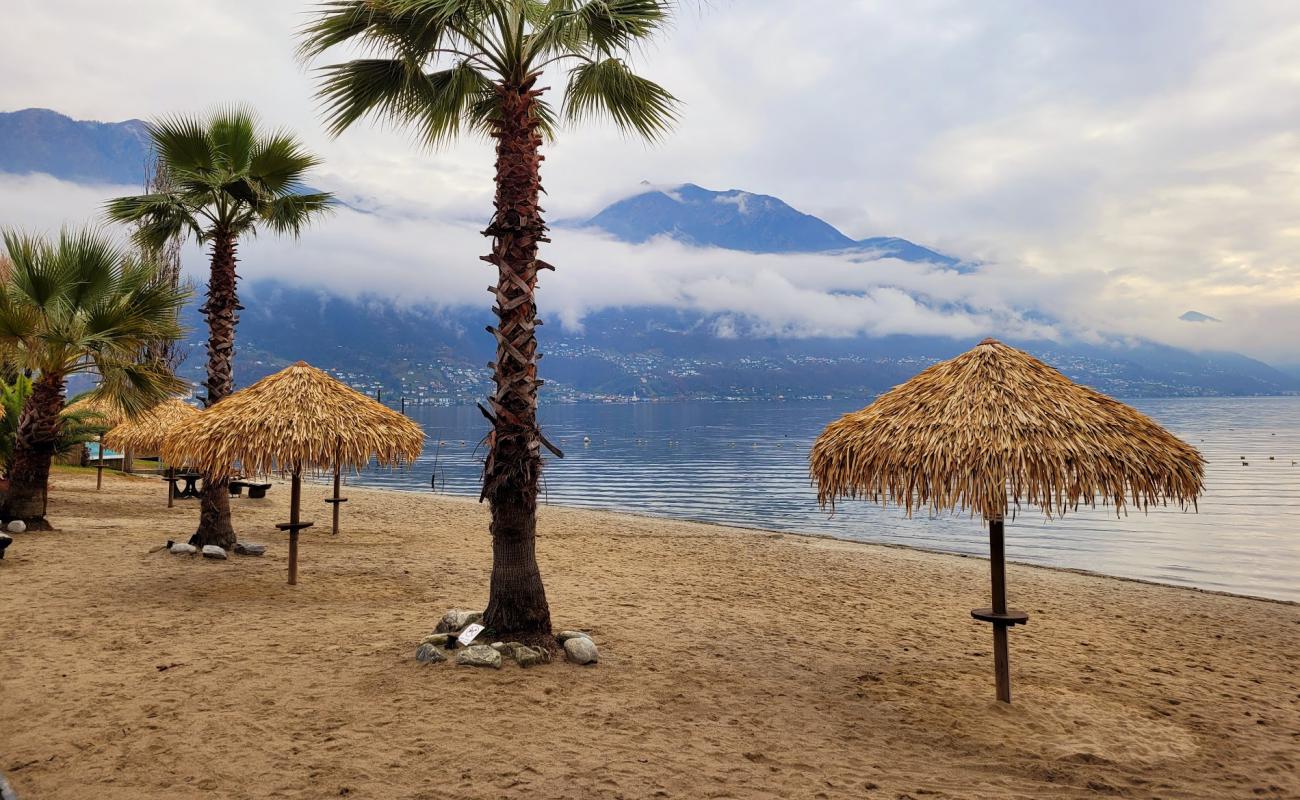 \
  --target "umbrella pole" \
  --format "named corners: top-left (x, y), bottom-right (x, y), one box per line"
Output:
top-left (289, 469), bottom-right (301, 585)
top-left (167, 466), bottom-right (174, 508)
top-left (971, 515), bottom-right (1028, 703)
top-left (990, 516), bottom-right (1011, 703)
top-left (331, 465), bottom-right (340, 536)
